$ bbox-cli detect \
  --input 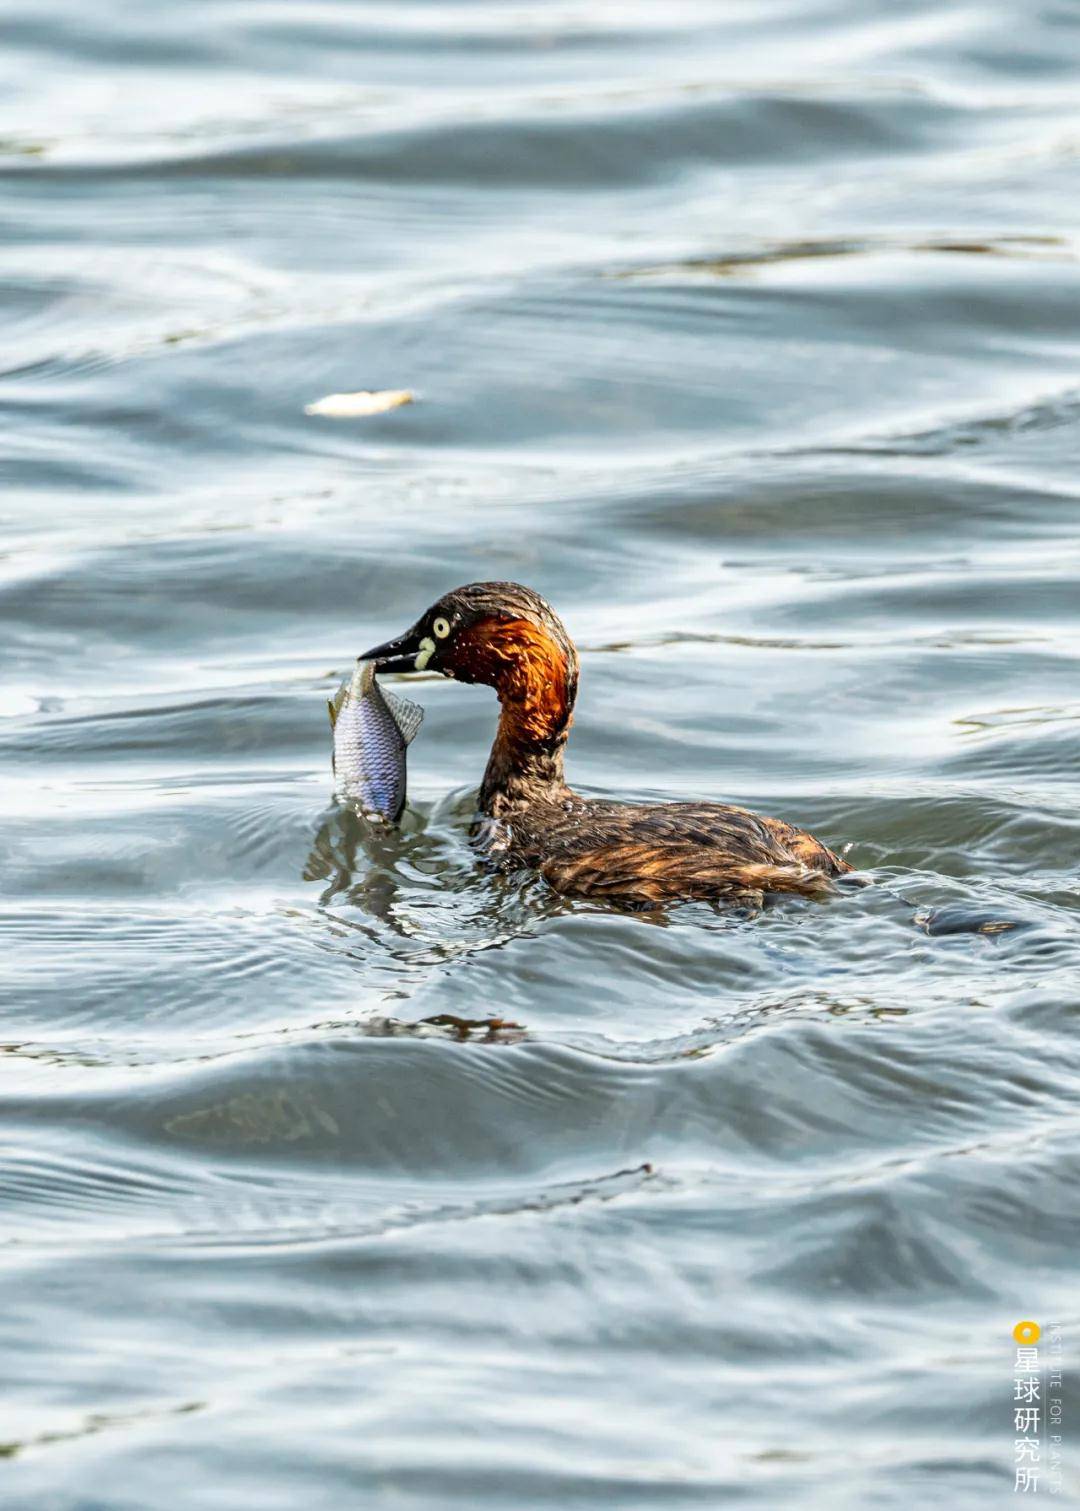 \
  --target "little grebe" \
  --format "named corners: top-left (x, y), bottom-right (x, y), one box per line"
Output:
top-left (362, 582), bottom-right (852, 907)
